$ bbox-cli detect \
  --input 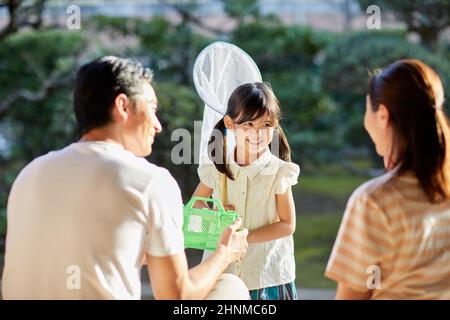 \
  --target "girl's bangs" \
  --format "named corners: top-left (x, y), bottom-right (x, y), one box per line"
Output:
top-left (234, 100), bottom-right (279, 125)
